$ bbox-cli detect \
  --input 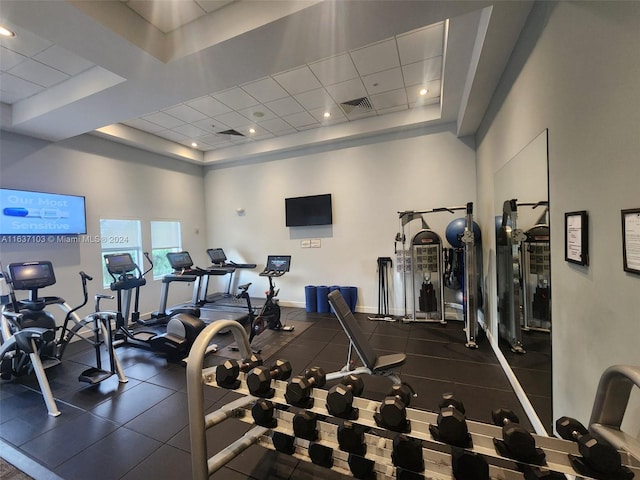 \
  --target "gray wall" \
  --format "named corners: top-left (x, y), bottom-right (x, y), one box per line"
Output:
top-left (0, 131), bottom-right (207, 319)
top-left (203, 123), bottom-right (477, 314)
top-left (476, 1), bottom-right (640, 430)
